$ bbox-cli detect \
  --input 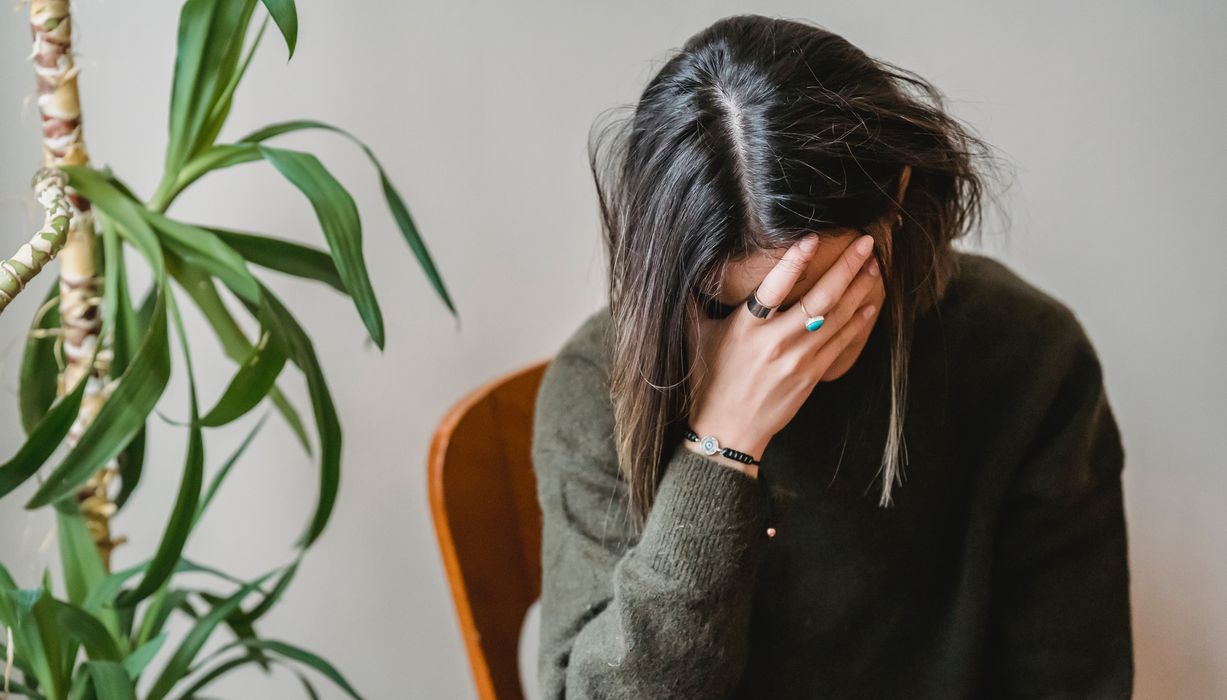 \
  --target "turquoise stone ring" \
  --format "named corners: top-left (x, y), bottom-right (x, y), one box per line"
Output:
top-left (799, 297), bottom-right (825, 332)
